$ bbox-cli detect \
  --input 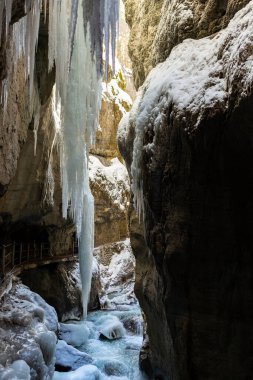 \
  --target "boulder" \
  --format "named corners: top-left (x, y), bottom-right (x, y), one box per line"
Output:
top-left (55, 340), bottom-right (93, 371)
top-left (0, 280), bottom-right (57, 379)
